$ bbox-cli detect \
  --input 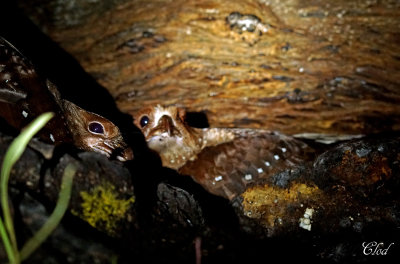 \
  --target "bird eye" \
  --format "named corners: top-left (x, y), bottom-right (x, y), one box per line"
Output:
top-left (88, 122), bottom-right (105, 134)
top-left (140, 115), bottom-right (150, 127)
